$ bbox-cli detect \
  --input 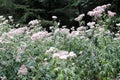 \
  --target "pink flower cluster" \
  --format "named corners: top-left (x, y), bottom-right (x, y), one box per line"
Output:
top-left (17, 64), bottom-right (28, 75)
top-left (87, 22), bottom-right (95, 27)
top-left (87, 4), bottom-right (111, 19)
top-left (31, 31), bottom-right (51, 40)
top-left (1, 76), bottom-right (7, 80)
top-left (68, 26), bottom-right (87, 38)
top-left (107, 11), bottom-right (116, 17)
top-left (45, 47), bottom-right (77, 60)
top-left (69, 31), bottom-right (79, 37)
top-left (28, 19), bottom-right (40, 26)
top-left (54, 28), bottom-right (70, 35)
top-left (52, 51), bottom-right (77, 60)
top-left (2, 27), bottom-right (27, 39)
top-left (45, 47), bottom-right (58, 54)
top-left (74, 14), bottom-right (85, 21)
